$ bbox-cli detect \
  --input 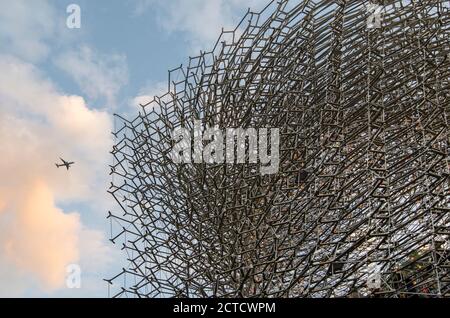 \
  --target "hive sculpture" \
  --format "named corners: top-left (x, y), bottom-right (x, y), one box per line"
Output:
top-left (107, 0), bottom-right (450, 297)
